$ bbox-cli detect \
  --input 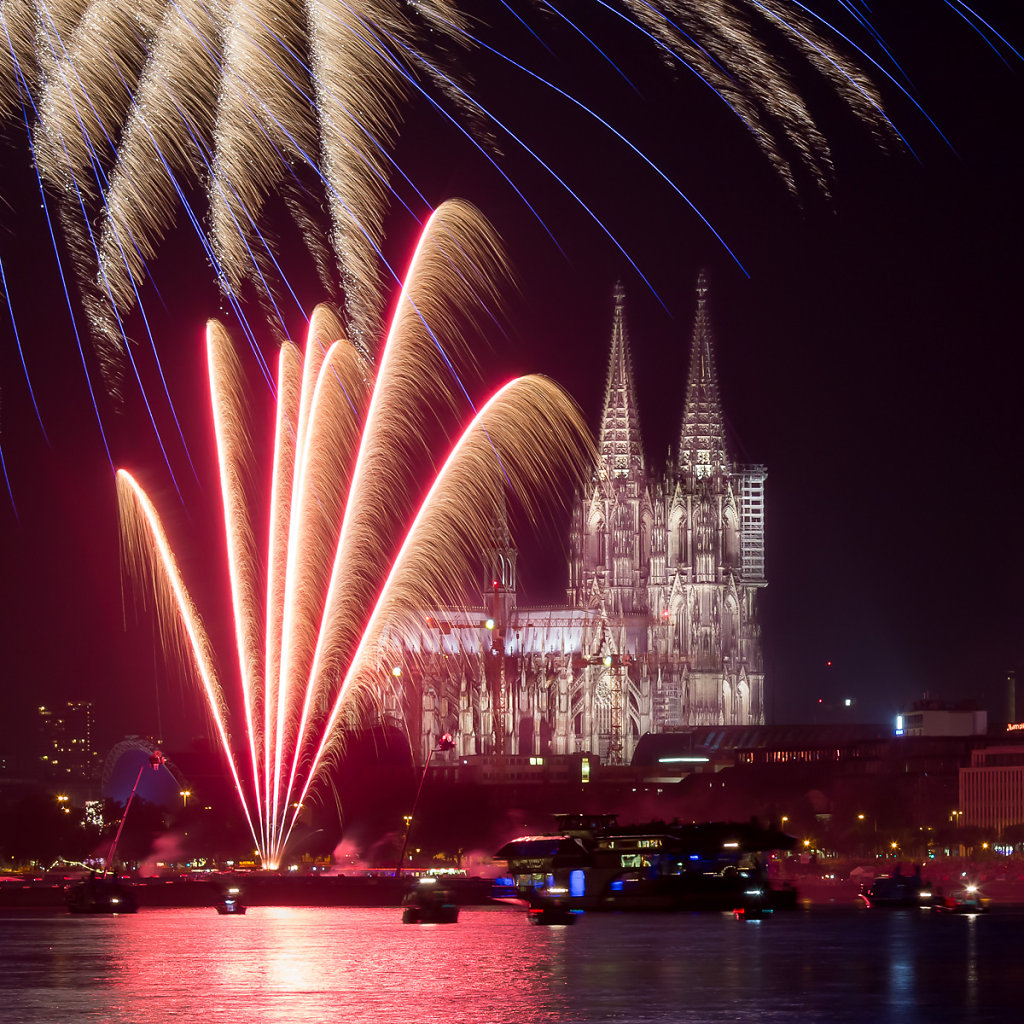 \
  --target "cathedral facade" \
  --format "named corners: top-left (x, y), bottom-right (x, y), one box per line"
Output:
top-left (387, 274), bottom-right (766, 766)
